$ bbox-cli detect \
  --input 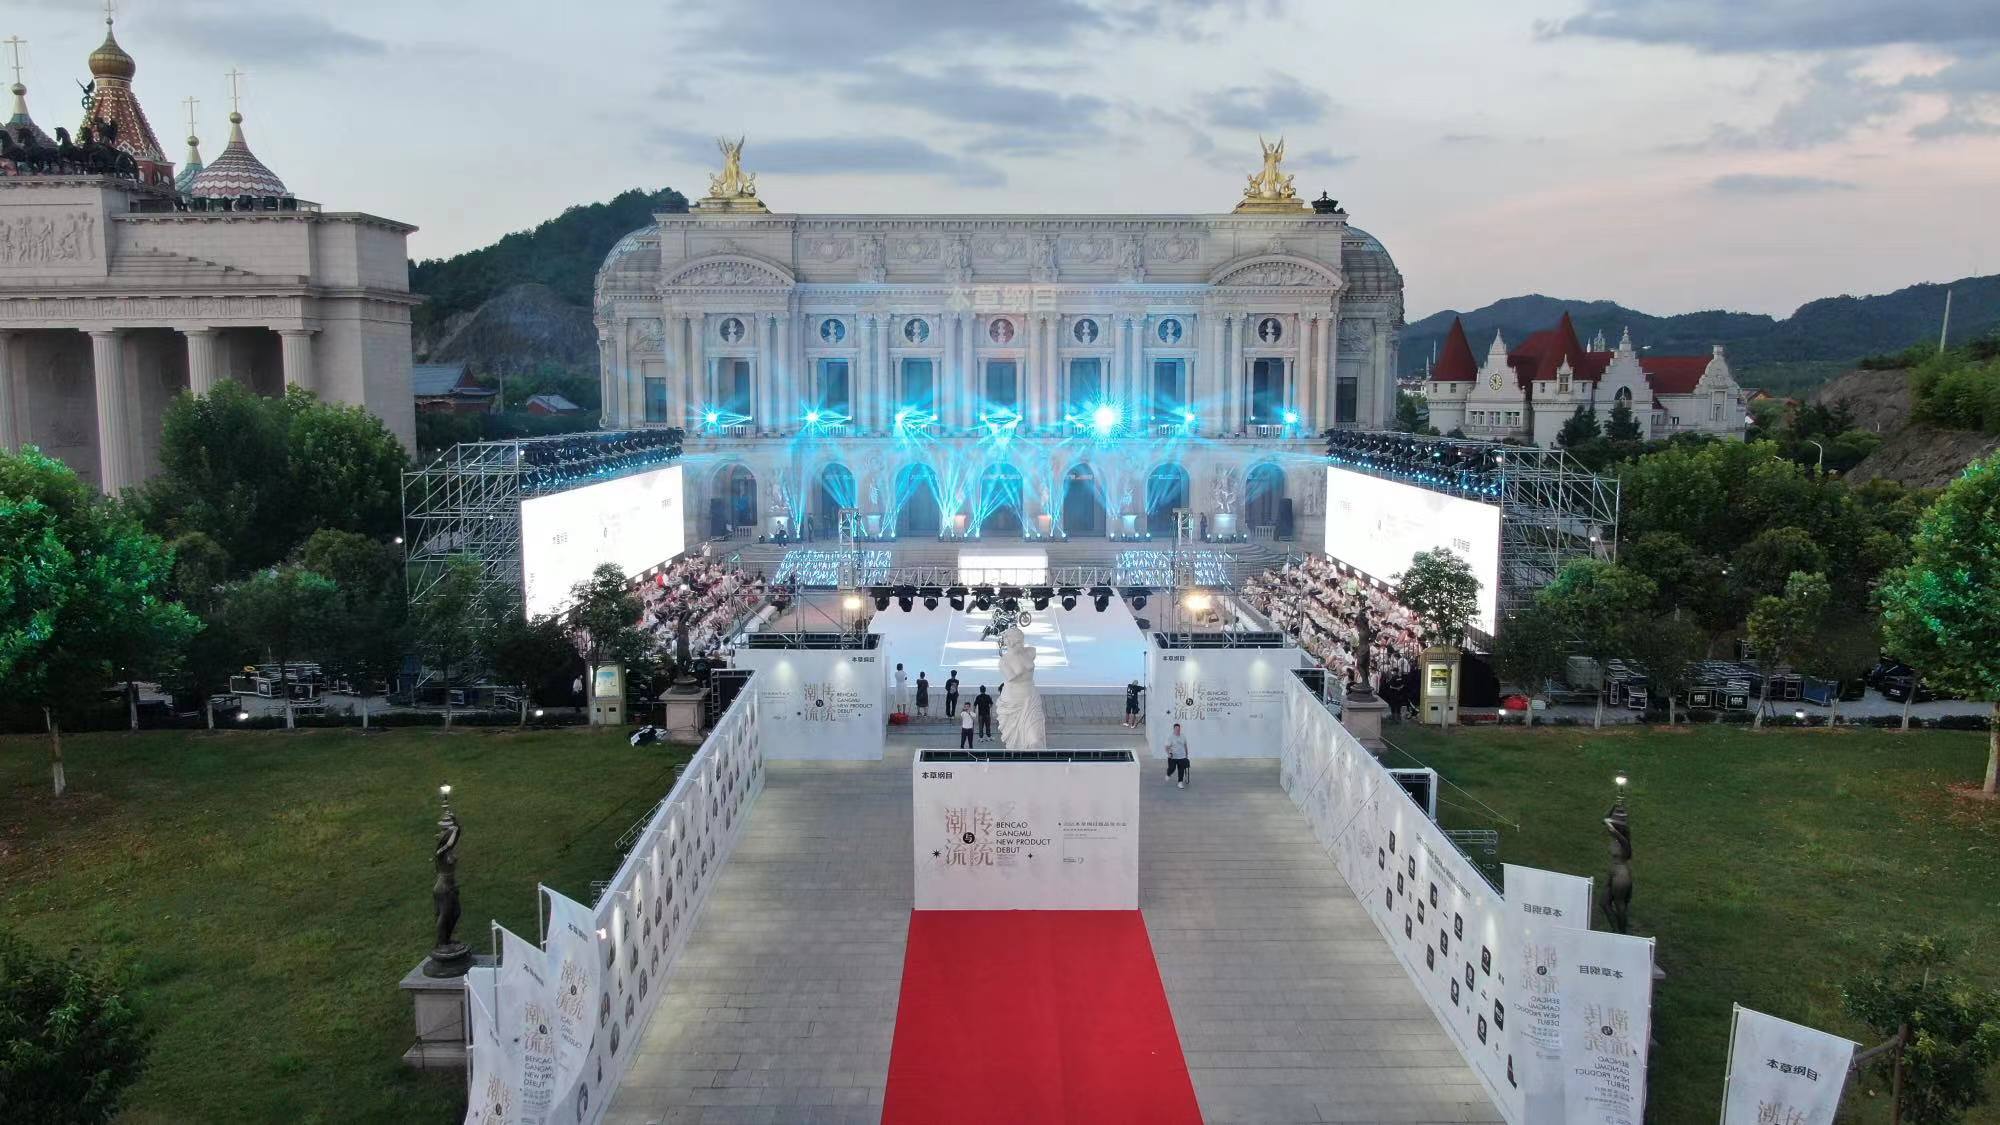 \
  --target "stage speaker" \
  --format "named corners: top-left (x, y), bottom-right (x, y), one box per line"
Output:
top-left (708, 497), bottom-right (728, 538)
top-left (1277, 498), bottom-right (1295, 541)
